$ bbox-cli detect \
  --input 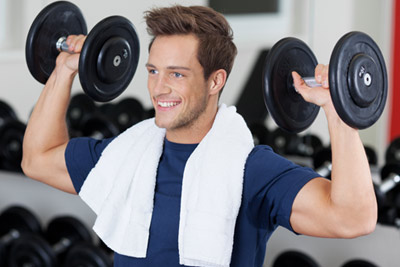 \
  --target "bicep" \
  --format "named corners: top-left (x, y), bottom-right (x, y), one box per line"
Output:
top-left (26, 142), bottom-right (76, 194)
top-left (290, 177), bottom-right (340, 237)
